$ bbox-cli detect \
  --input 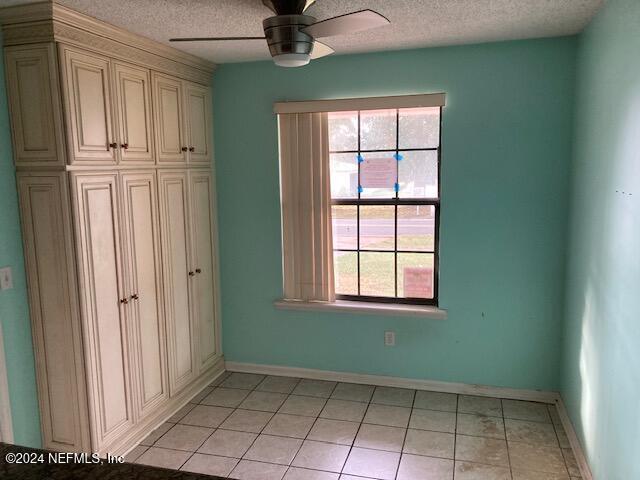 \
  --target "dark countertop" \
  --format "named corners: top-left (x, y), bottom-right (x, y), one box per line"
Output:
top-left (0, 443), bottom-right (225, 480)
